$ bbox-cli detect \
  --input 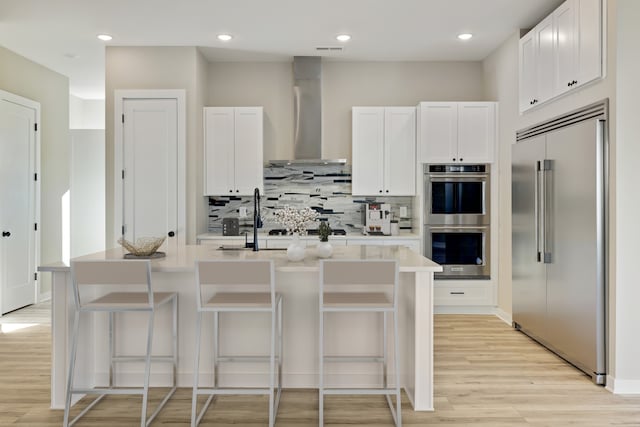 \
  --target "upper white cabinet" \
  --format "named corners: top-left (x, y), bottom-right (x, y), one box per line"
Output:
top-left (519, 0), bottom-right (603, 112)
top-left (352, 107), bottom-right (416, 196)
top-left (418, 102), bottom-right (496, 164)
top-left (204, 107), bottom-right (263, 196)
